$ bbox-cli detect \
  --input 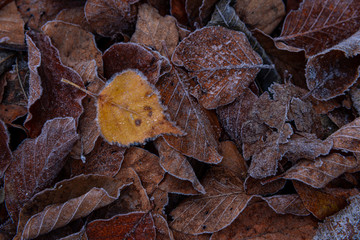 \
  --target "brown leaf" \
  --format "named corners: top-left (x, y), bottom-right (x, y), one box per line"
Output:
top-left (155, 138), bottom-right (205, 194)
top-left (24, 31), bottom-right (86, 138)
top-left (153, 214), bottom-right (174, 240)
top-left (84, 0), bottom-right (139, 38)
top-left (234, 0), bottom-right (285, 34)
top-left (306, 30), bottom-right (360, 100)
top-left (281, 153), bottom-right (357, 188)
top-left (15, 0), bottom-right (85, 31)
top-left (262, 194), bottom-right (310, 216)
top-left (173, 231), bottom-right (210, 240)
top-left (244, 176), bottom-right (286, 195)
top-left (0, 1), bottom-right (25, 49)
top-left (0, 120), bottom-right (11, 178)
top-left (218, 141), bottom-right (247, 180)
top-left (329, 117), bottom-right (360, 153)
top-left (211, 200), bottom-right (318, 240)
top-left (170, 166), bottom-right (253, 234)
top-left (198, 0), bottom-right (218, 26)
top-left (131, 4), bottom-right (179, 56)
top-left (86, 212), bottom-right (155, 240)
top-left (70, 138), bottom-right (125, 177)
top-left (158, 174), bottom-right (200, 196)
top-left (172, 26), bottom-right (263, 109)
top-left (103, 42), bottom-right (169, 85)
top-left (293, 181), bottom-right (358, 219)
top-left (170, 0), bottom-right (188, 26)
top-left (275, 0), bottom-right (360, 56)
top-left (55, 7), bottom-right (93, 32)
top-left (5, 117), bottom-right (78, 222)
top-left (15, 174), bottom-right (131, 239)
top-left (156, 68), bottom-right (222, 164)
